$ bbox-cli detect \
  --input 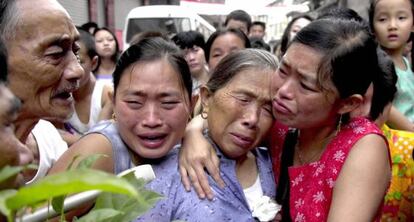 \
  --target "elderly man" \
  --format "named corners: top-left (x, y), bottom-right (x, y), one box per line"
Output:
top-left (0, 0), bottom-right (83, 183)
